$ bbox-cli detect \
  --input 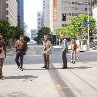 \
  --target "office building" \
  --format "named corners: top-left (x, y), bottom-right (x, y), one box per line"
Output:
top-left (17, 0), bottom-right (24, 29)
top-left (31, 29), bottom-right (37, 40)
top-left (0, 0), bottom-right (17, 26)
top-left (92, 0), bottom-right (97, 26)
top-left (42, 0), bottom-right (92, 34)
top-left (37, 11), bottom-right (42, 30)
top-left (42, 0), bottom-right (50, 27)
